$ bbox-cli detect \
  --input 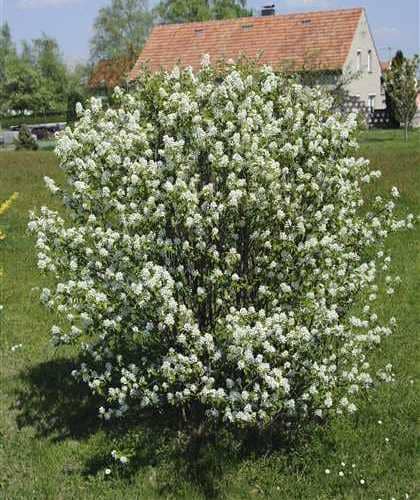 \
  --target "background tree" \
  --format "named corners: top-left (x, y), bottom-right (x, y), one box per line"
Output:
top-left (0, 56), bottom-right (43, 115)
top-left (32, 34), bottom-right (69, 113)
top-left (156, 0), bottom-right (252, 24)
top-left (0, 23), bottom-right (16, 81)
top-left (384, 50), bottom-right (405, 128)
top-left (0, 25), bottom-right (83, 119)
top-left (212, 0), bottom-right (252, 19)
top-left (384, 54), bottom-right (419, 141)
top-left (90, 0), bottom-right (153, 62)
